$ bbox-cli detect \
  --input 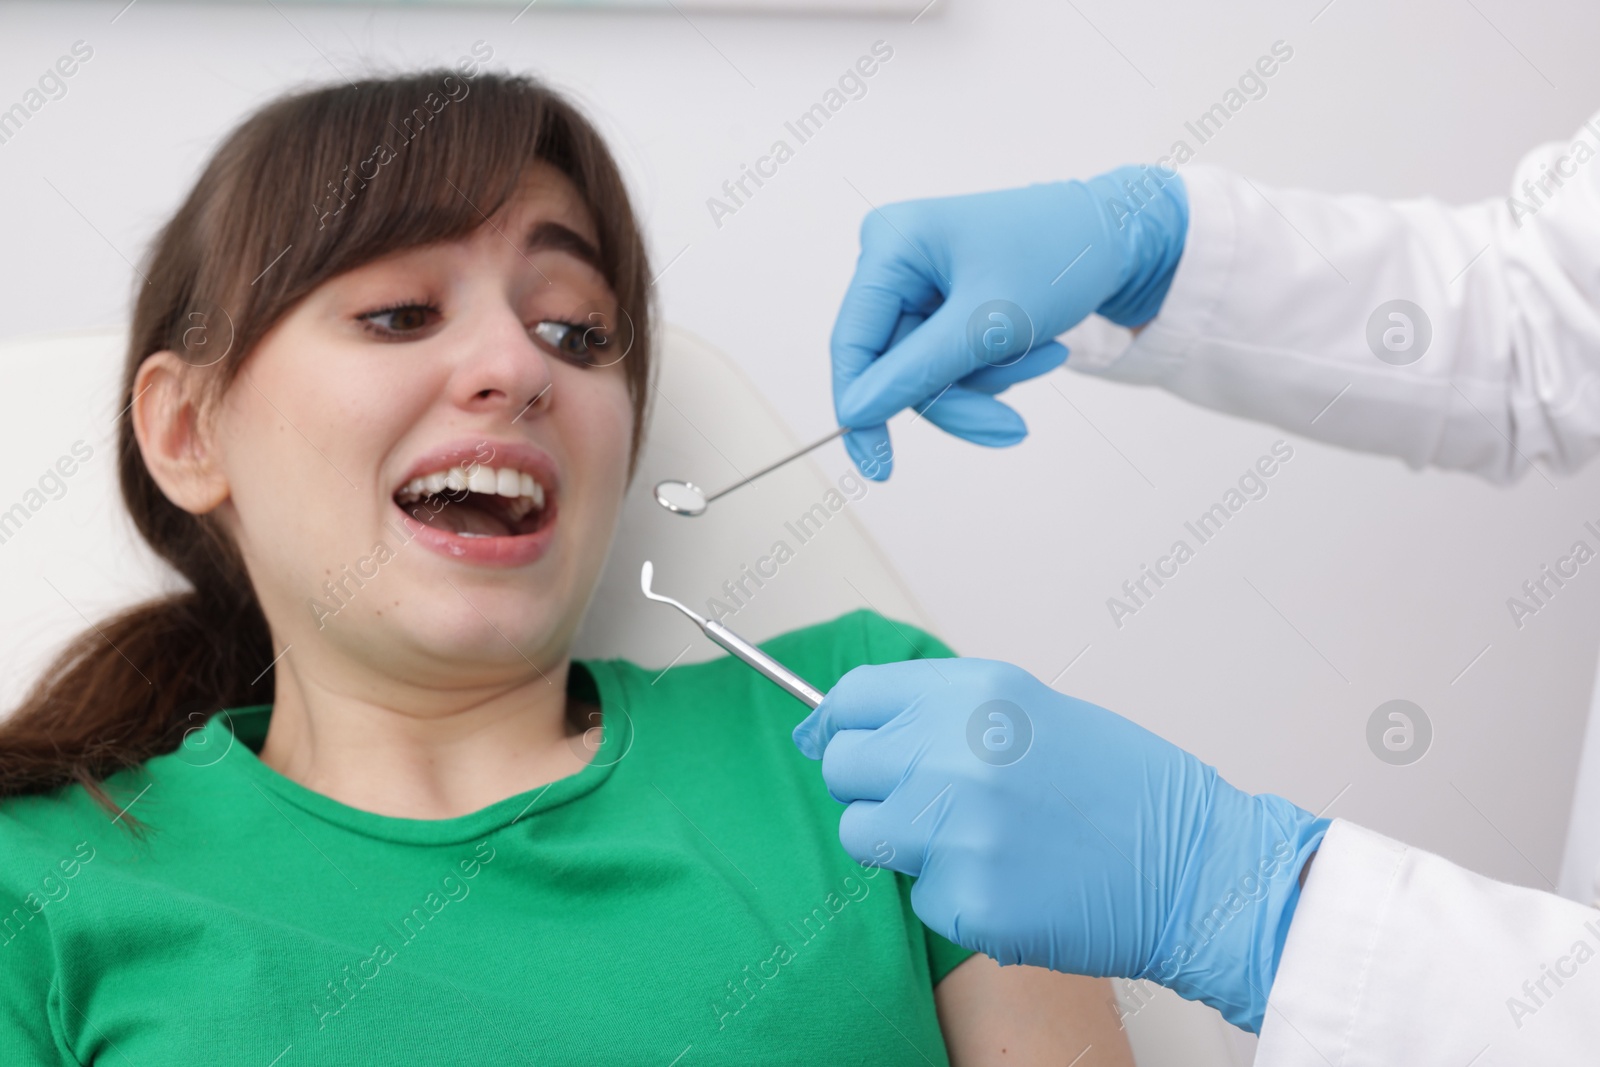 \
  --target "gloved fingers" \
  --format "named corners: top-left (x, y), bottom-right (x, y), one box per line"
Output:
top-left (957, 340), bottom-right (1069, 396)
top-left (915, 386), bottom-right (1027, 447)
top-left (792, 659), bottom-right (949, 759)
top-left (832, 284), bottom-right (905, 395)
top-left (819, 727), bottom-right (906, 803)
top-left (838, 792), bottom-right (933, 878)
top-left (831, 238), bottom-right (943, 404)
top-left (843, 423), bottom-right (894, 482)
top-left (884, 307), bottom-right (928, 350)
top-left (836, 298), bottom-right (985, 430)
top-left (838, 310), bottom-right (924, 481)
